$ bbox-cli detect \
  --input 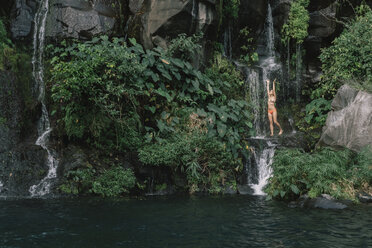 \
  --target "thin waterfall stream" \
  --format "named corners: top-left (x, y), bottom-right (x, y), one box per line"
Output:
top-left (28, 0), bottom-right (59, 197)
